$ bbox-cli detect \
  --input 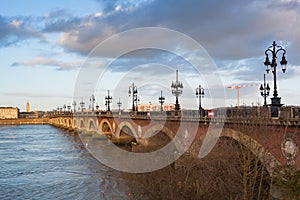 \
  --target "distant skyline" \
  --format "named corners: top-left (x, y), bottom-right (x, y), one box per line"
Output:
top-left (1, 0), bottom-right (300, 111)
